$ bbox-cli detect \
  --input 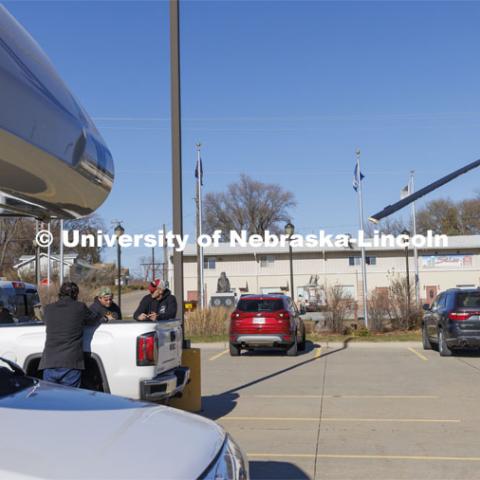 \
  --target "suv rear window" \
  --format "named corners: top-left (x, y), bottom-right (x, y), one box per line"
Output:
top-left (237, 298), bottom-right (284, 312)
top-left (456, 292), bottom-right (480, 308)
